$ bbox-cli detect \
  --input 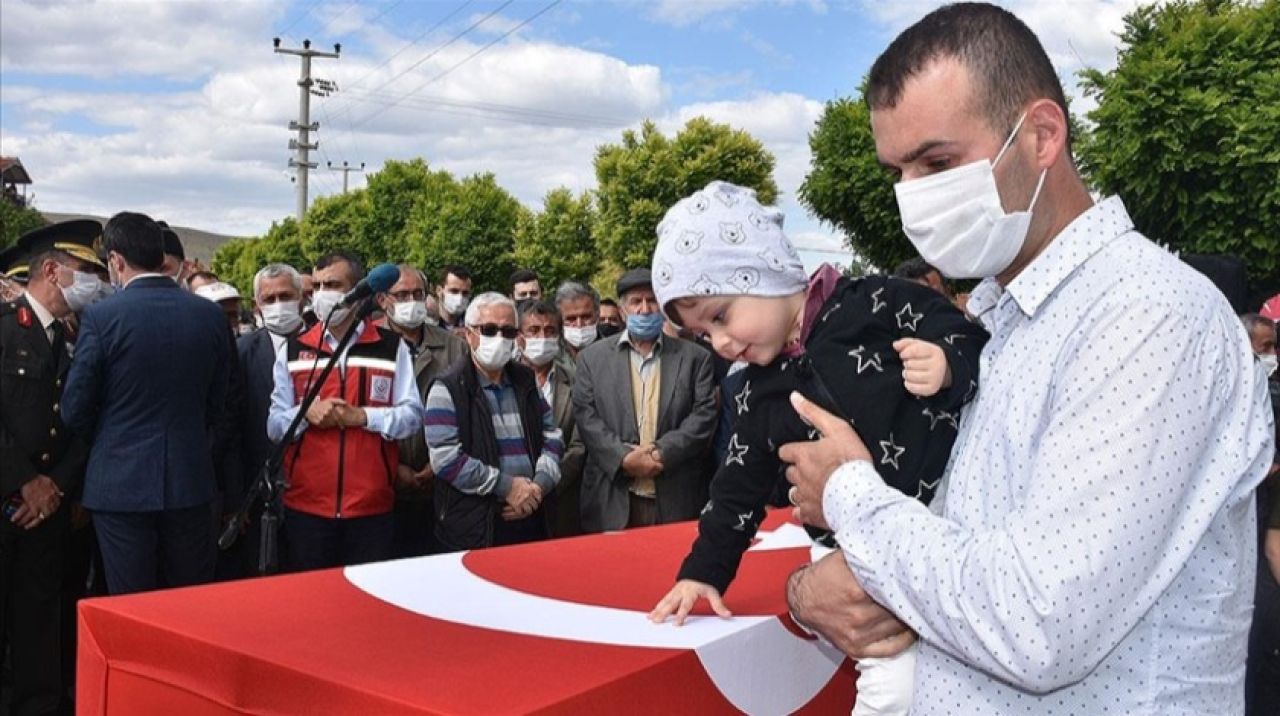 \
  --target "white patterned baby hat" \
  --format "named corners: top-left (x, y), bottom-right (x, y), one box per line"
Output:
top-left (651, 180), bottom-right (807, 324)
